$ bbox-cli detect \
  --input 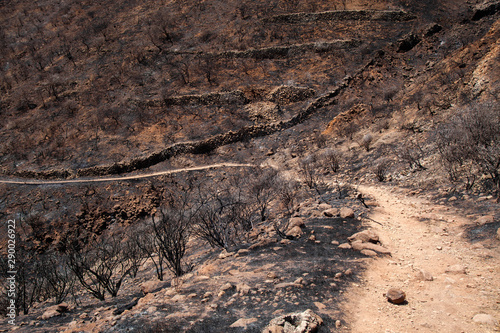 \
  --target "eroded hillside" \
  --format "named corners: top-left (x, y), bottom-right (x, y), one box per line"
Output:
top-left (0, 0), bottom-right (499, 332)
